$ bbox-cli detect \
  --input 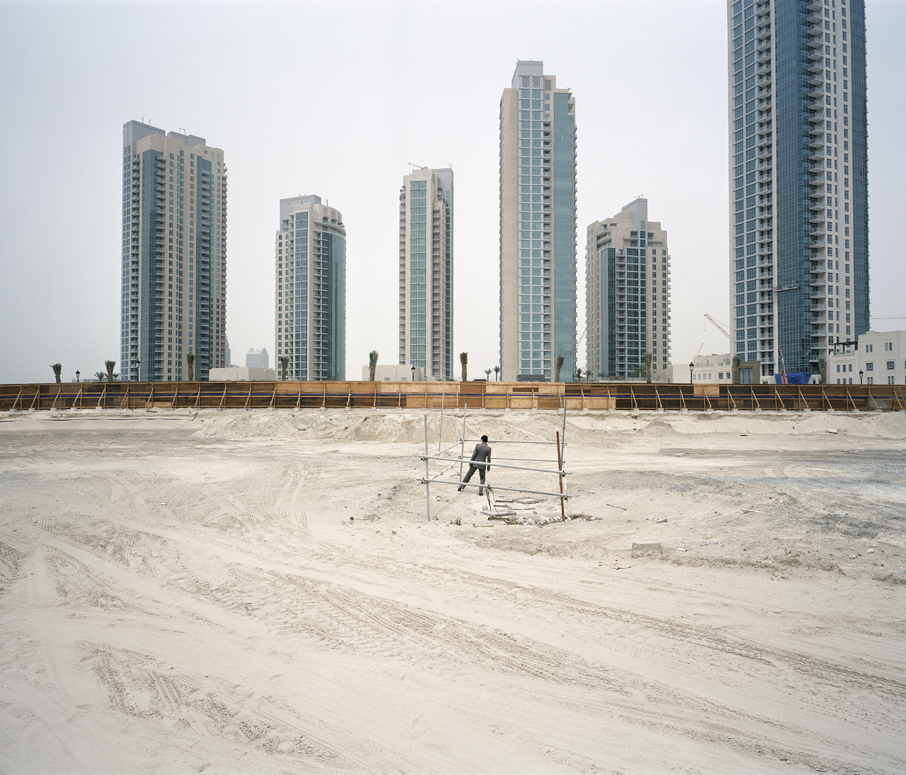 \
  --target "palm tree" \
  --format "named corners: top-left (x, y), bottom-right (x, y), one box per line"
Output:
top-left (50, 363), bottom-right (62, 384)
top-left (484, 368), bottom-right (492, 381)
top-left (644, 351), bottom-right (652, 383)
top-left (105, 360), bottom-right (116, 382)
top-left (818, 356), bottom-right (827, 385)
top-left (574, 367), bottom-right (584, 382)
top-left (731, 355), bottom-right (741, 385)
top-left (493, 365), bottom-right (500, 382)
top-left (554, 354), bottom-right (564, 383)
top-left (186, 351), bottom-right (195, 382)
top-left (459, 352), bottom-right (468, 382)
top-left (598, 371), bottom-right (606, 381)
top-left (279, 355), bottom-right (289, 380)
top-left (94, 371), bottom-right (106, 382)
top-left (368, 350), bottom-right (379, 381)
